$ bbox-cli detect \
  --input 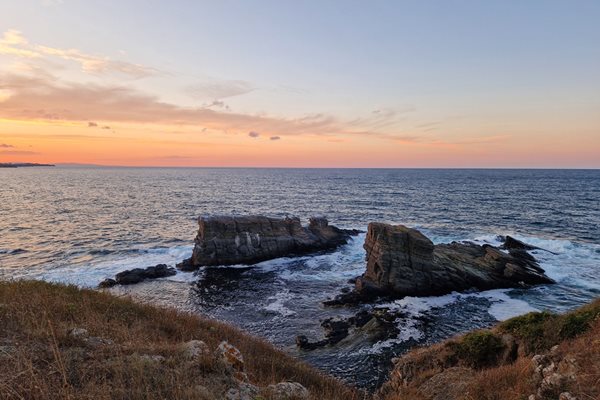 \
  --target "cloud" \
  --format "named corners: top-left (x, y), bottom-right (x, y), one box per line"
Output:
top-left (204, 100), bottom-right (230, 110)
top-left (0, 72), bottom-right (421, 141)
top-left (186, 80), bottom-right (254, 100)
top-left (248, 131), bottom-right (260, 138)
top-left (270, 136), bottom-right (281, 141)
top-left (0, 150), bottom-right (40, 155)
top-left (101, 125), bottom-right (111, 130)
top-left (0, 30), bottom-right (158, 78)
top-left (0, 143), bottom-right (14, 148)
top-left (87, 121), bottom-right (97, 127)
